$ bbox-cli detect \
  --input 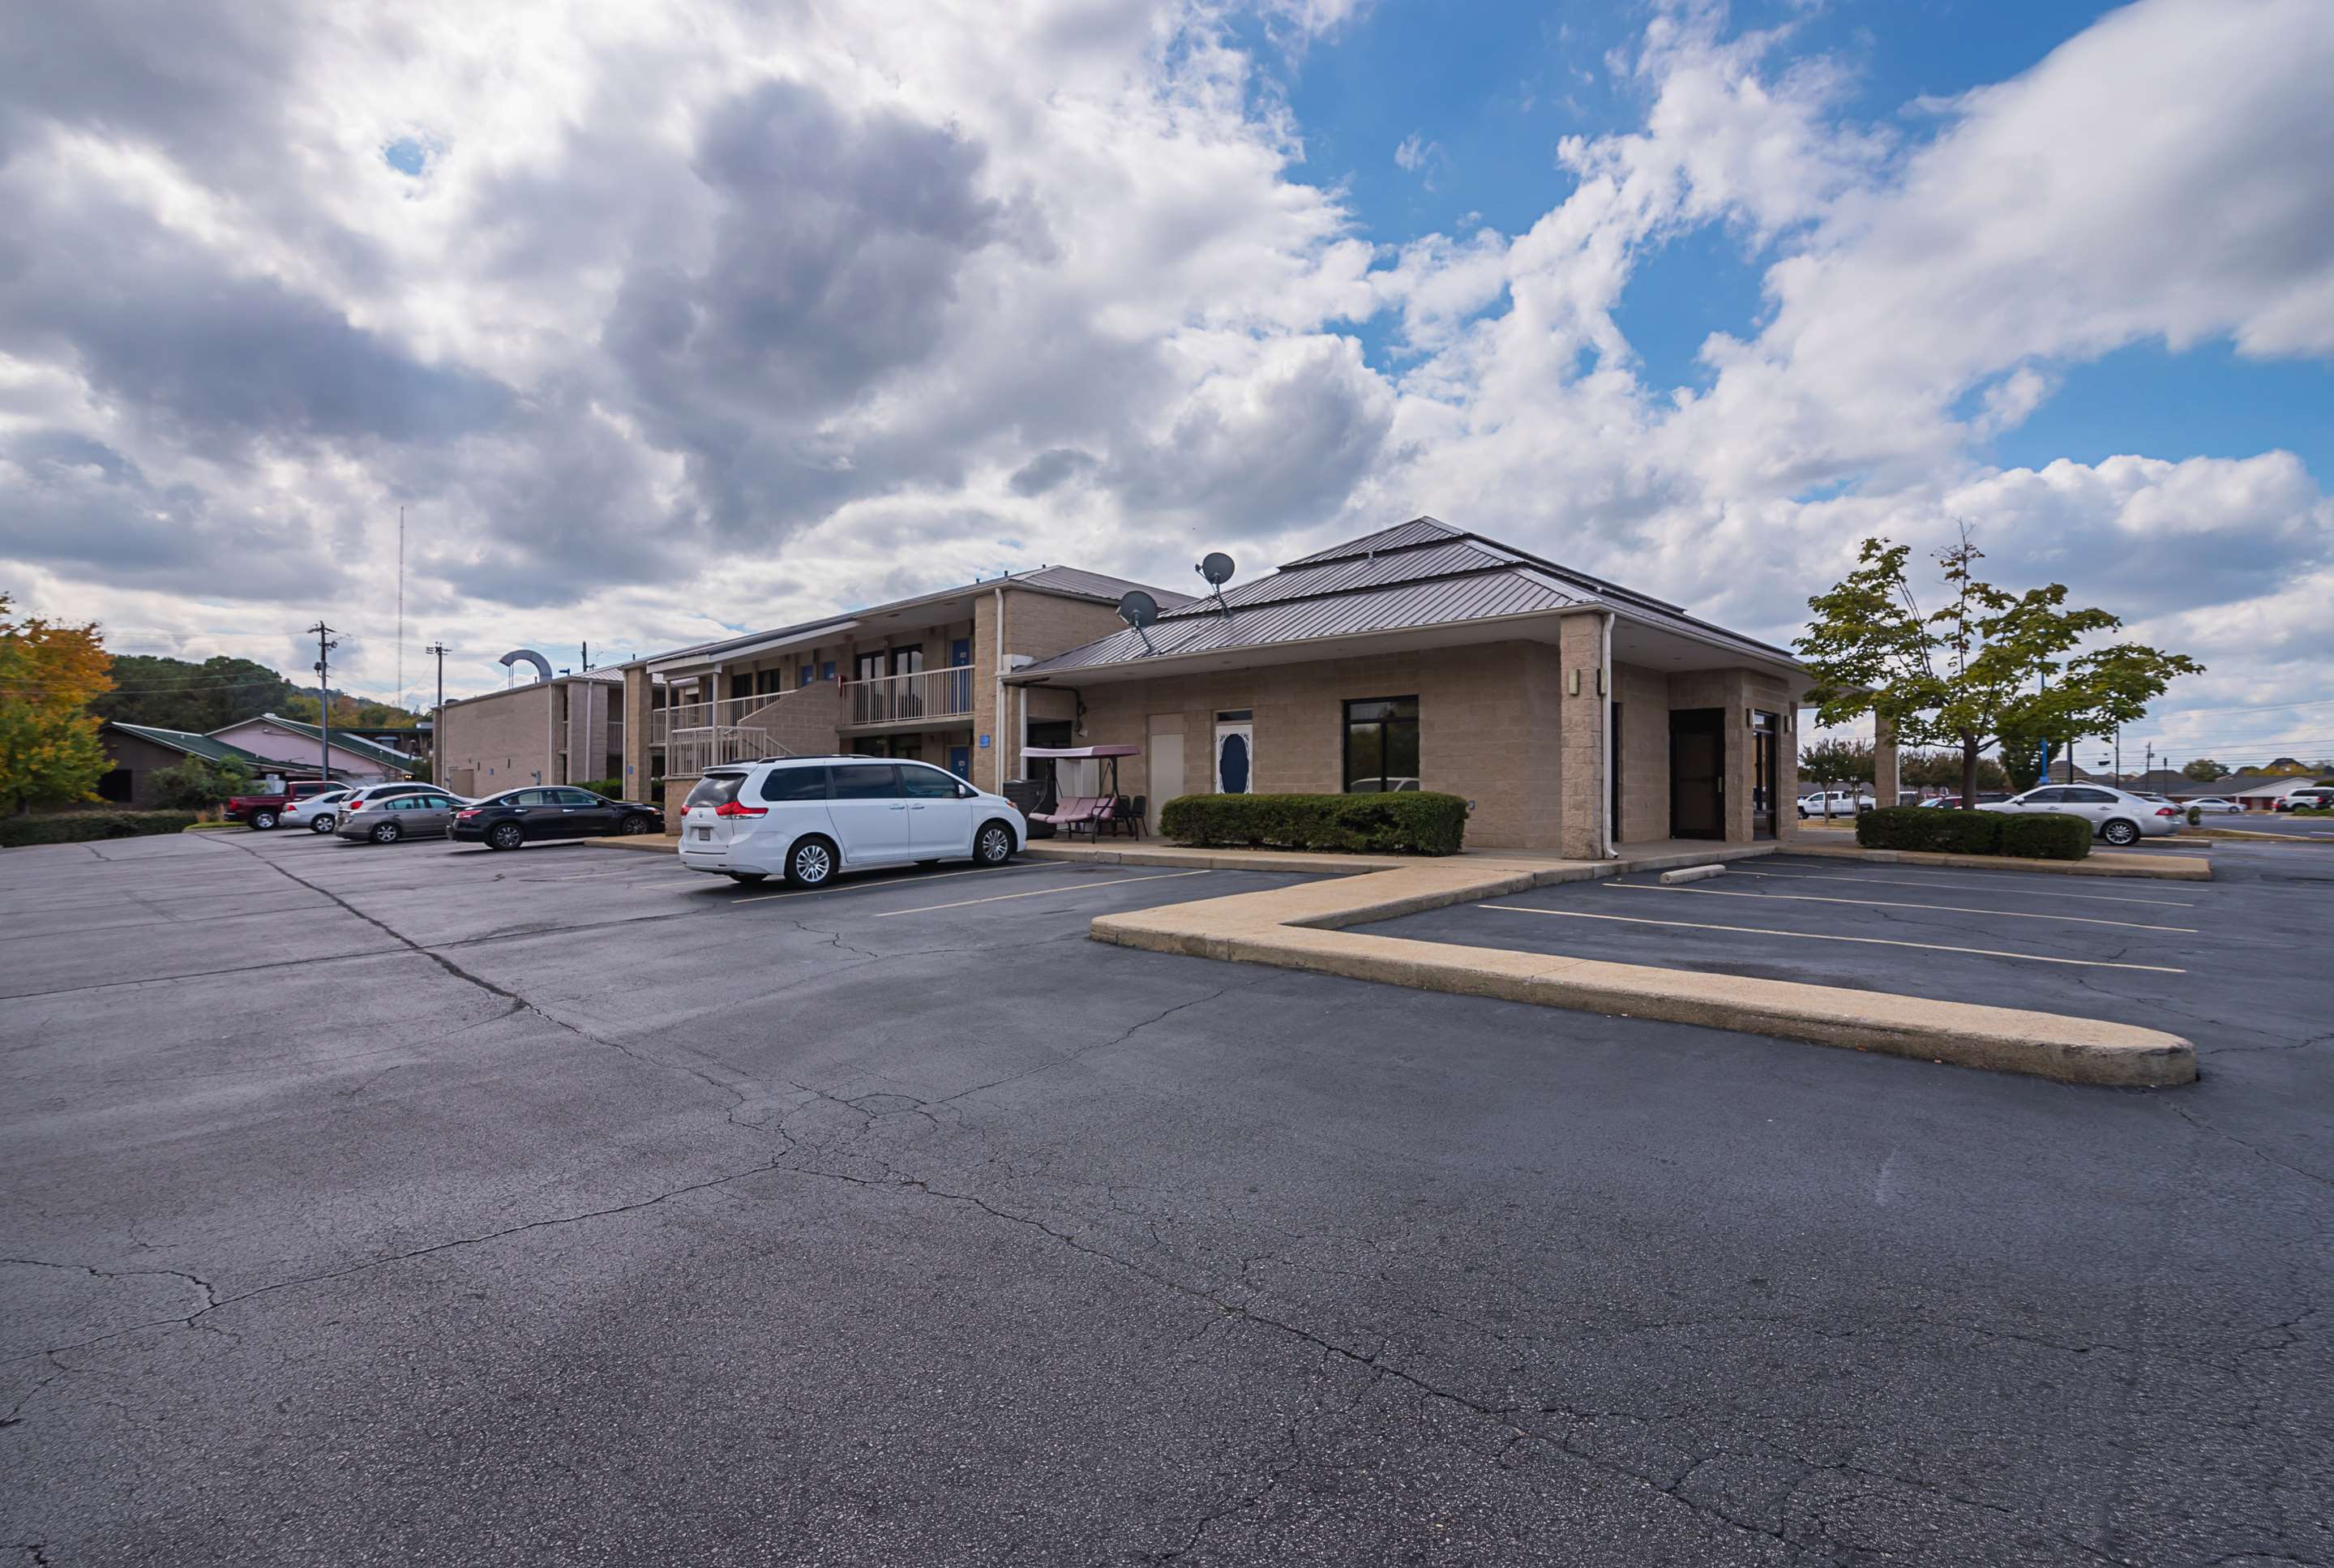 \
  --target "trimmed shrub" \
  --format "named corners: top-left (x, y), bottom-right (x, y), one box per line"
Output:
top-left (2186, 806), bottom-right (2202, 827)
top-left (1855, 806), bottom-right (2005, 855)
top-left (1158, 792), bottom-right (1468, 856)
top-left (1998, 812), bottom-right (2092, 860)
top-left (0, 811), bottom-right (199, 848)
